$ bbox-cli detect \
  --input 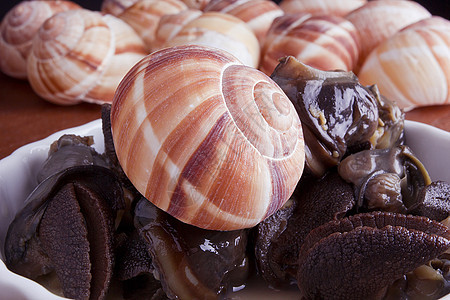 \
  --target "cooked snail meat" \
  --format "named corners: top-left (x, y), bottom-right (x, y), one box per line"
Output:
top-left (132, 197), bottom-right (249, 299)
top-left (297, 212), bottom-right (450, 300)
top-left (409, 181), bottom-right (450, 222)
top-left (271, 56), bottom-right (380, 176)
top-left (37, 134), bottom-right (110, 183)
top-left (254, 170), bottom-right (355, 288)
top-left (4, 165), bottom-right (124, 300)
top-left (338, 145), bottom-right (432, 212)
top-left (115, 231), bottom-right (167, 300)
